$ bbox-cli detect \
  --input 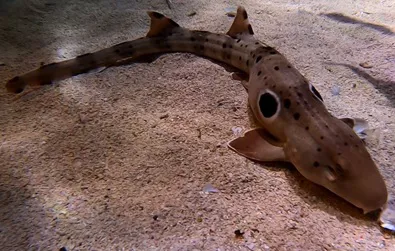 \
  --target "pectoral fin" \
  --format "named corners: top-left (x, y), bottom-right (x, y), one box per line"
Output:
top-left (228, 128), bottom-right (287, 162)
top-left (231, 72), bottom-right (249, 90)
